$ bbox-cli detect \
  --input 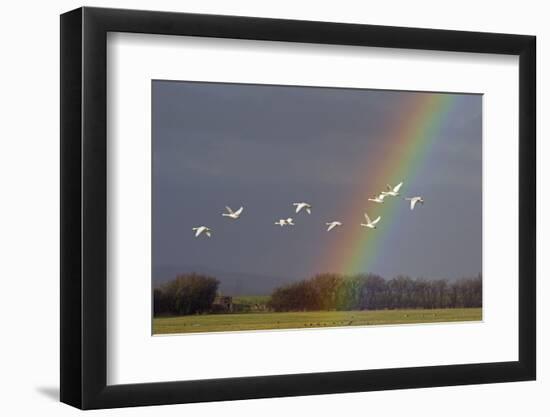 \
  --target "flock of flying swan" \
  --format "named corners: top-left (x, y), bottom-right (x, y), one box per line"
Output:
top-left (192, 181), bottom-right (424, 238)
